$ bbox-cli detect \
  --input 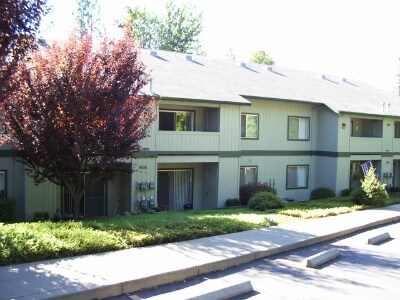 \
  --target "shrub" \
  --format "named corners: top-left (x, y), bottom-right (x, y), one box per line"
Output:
top-left (310, 187), bottom-right (336, 200)
top-left (225, 198), bottom-right (241, 207)
top-left (350, 187), bottom-right (369, 205)
top-left (34, 211), bottom-right (50, 222)
top-left (248, 192), bottom-right (286, 211)
top-left (0, 197), bottom-right (16, 223)
top-left (360, 167), bottom-right (388, 207)
top-left (239, 182), bottom-right (277, 206)
top-left (386, 186), bottom-right (400, 194)
top-left (340, 188), bottom-right (353, 197)
top-left (351, 167), bottom-right (388, 207)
